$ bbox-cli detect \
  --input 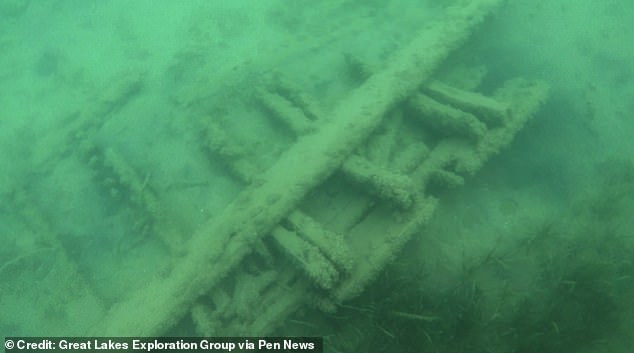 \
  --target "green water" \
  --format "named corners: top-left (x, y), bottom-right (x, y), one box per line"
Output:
top-left (1, 0), bottom-right (633, 351)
